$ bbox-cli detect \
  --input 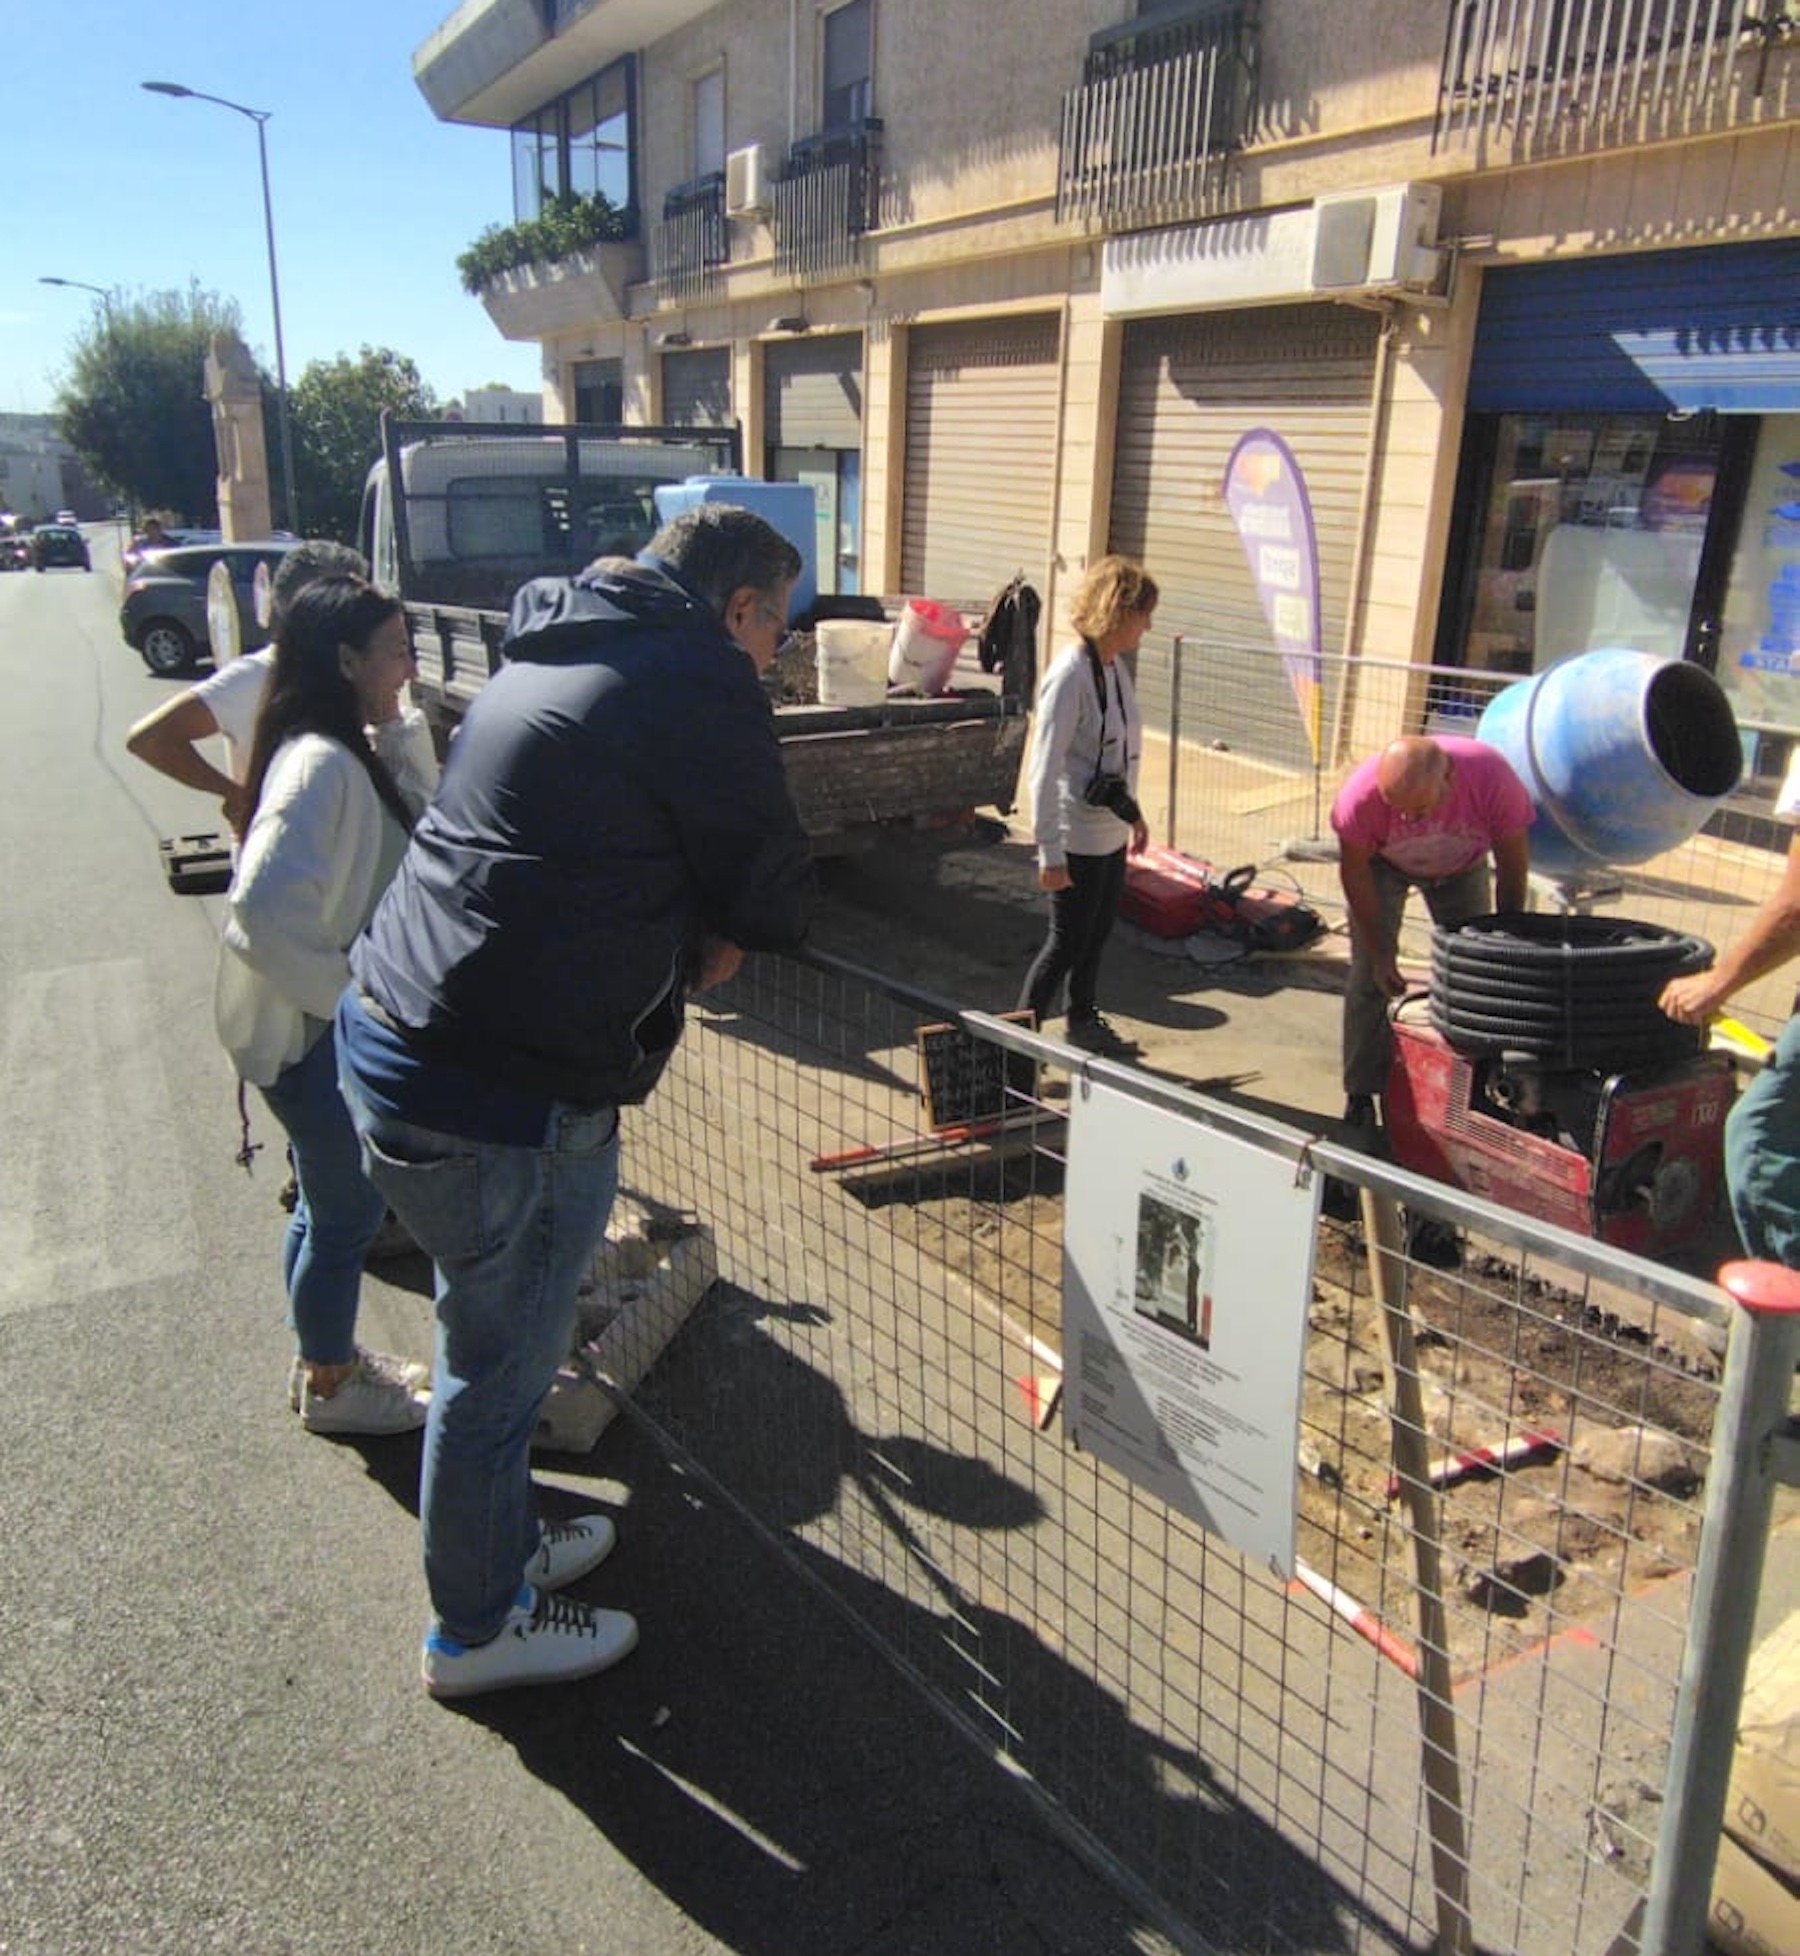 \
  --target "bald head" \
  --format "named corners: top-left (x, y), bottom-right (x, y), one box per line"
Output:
top-left (1376, 737), bottom-right (1452, 817)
